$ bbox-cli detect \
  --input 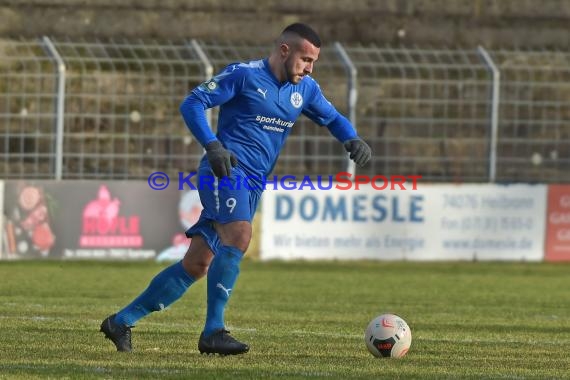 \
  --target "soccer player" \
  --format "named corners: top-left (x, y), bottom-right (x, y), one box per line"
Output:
top-left (100, 22), bottom-right (371, 355)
